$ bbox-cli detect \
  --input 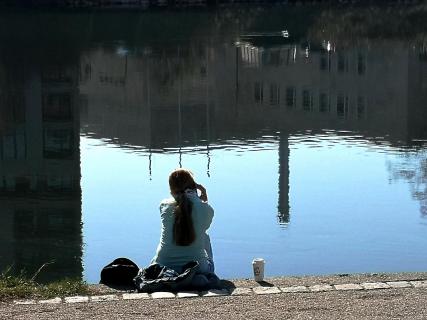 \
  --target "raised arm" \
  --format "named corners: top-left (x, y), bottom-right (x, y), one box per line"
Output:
top-left (196, 183), bottom-right (208, 202)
